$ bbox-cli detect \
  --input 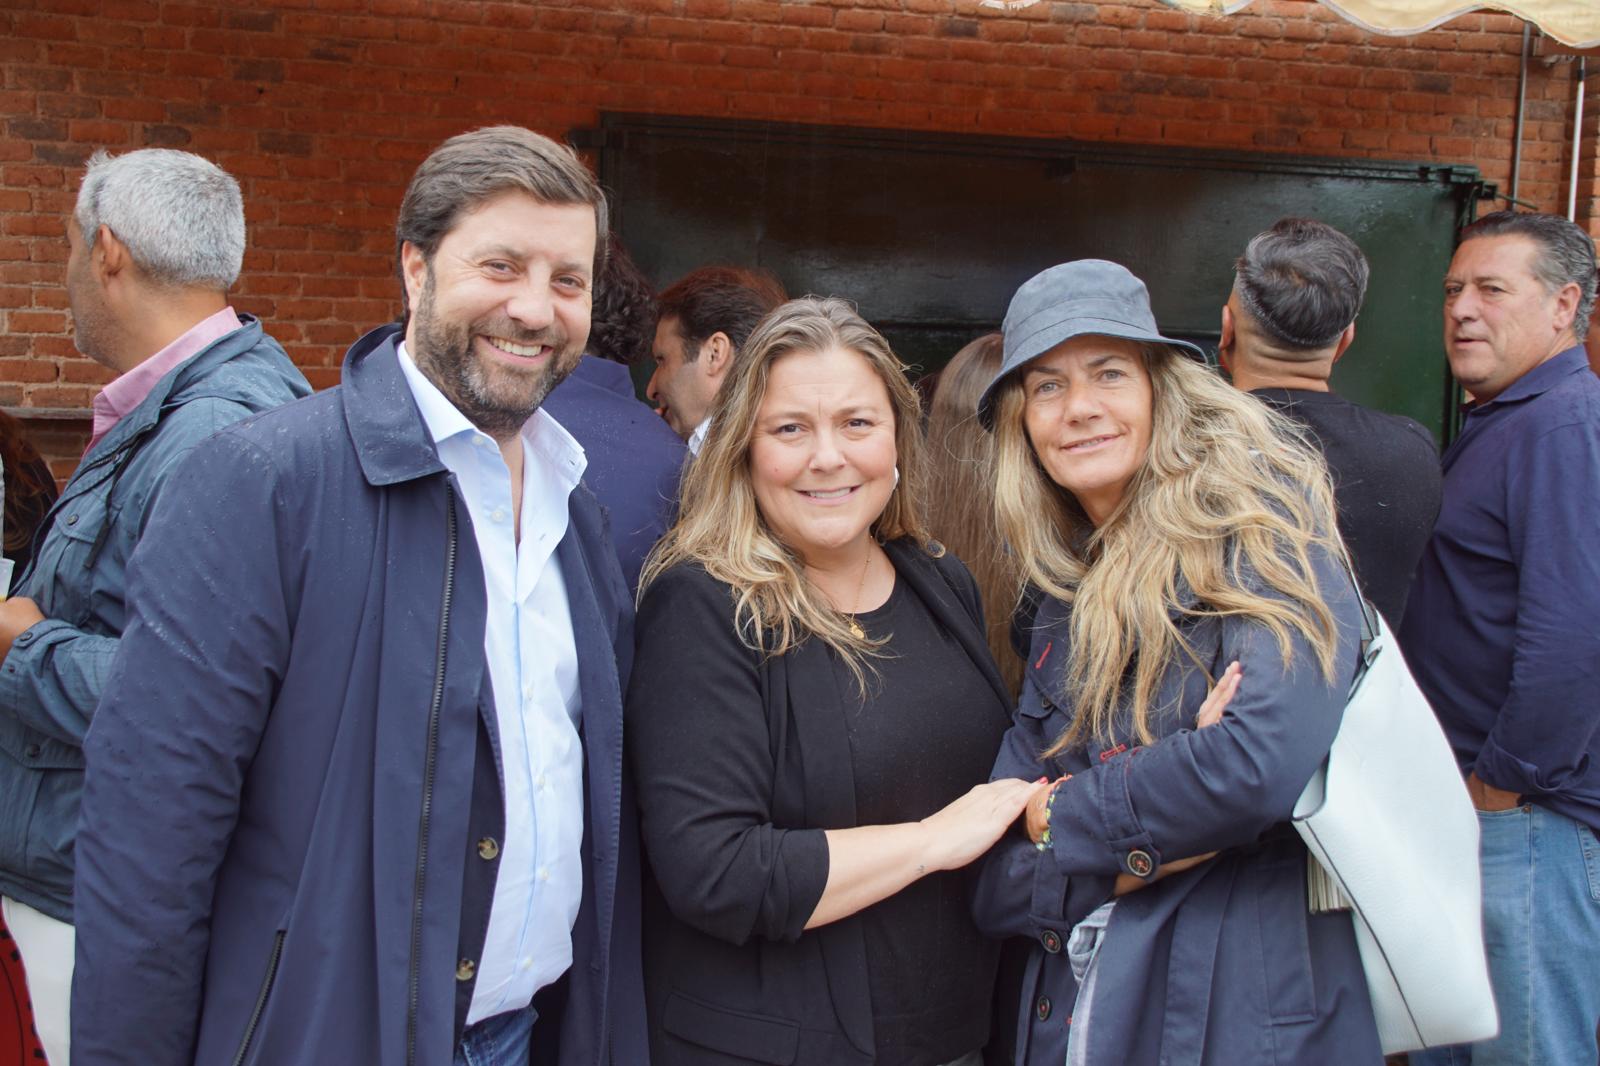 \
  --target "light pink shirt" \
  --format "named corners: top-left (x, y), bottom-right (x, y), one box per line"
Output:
top-left (86, 306), bottom-right (242, 453)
